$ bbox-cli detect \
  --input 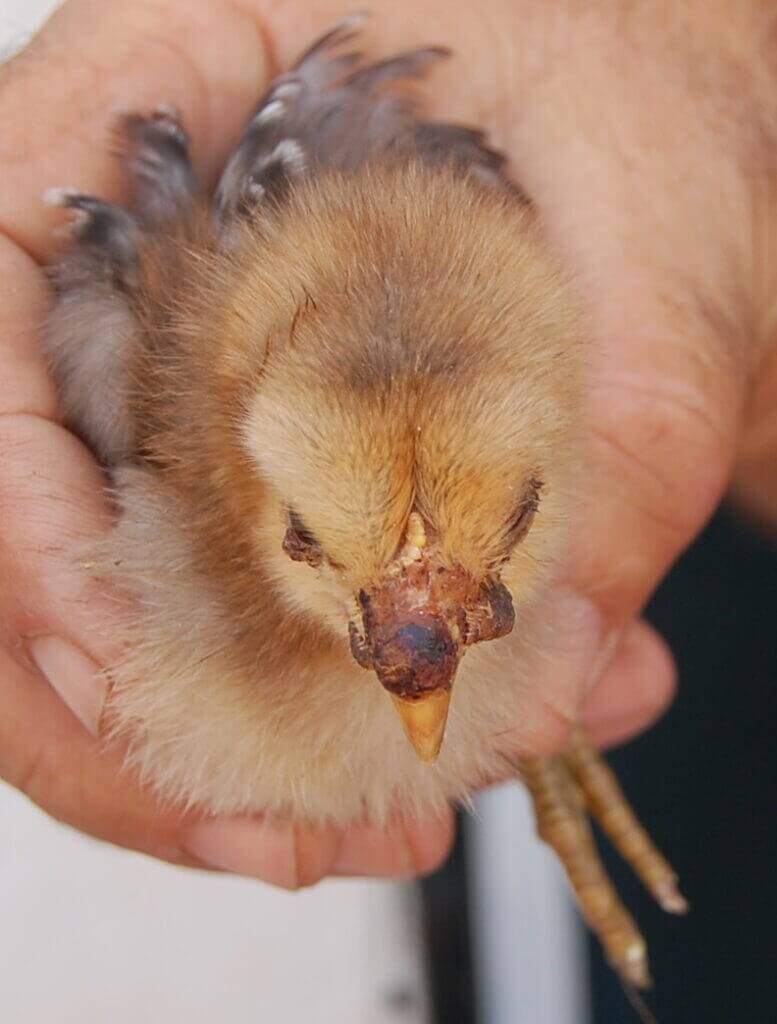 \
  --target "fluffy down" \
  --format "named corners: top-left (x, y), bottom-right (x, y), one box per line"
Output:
top-left (43, 17), bottom-right (582, 825)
